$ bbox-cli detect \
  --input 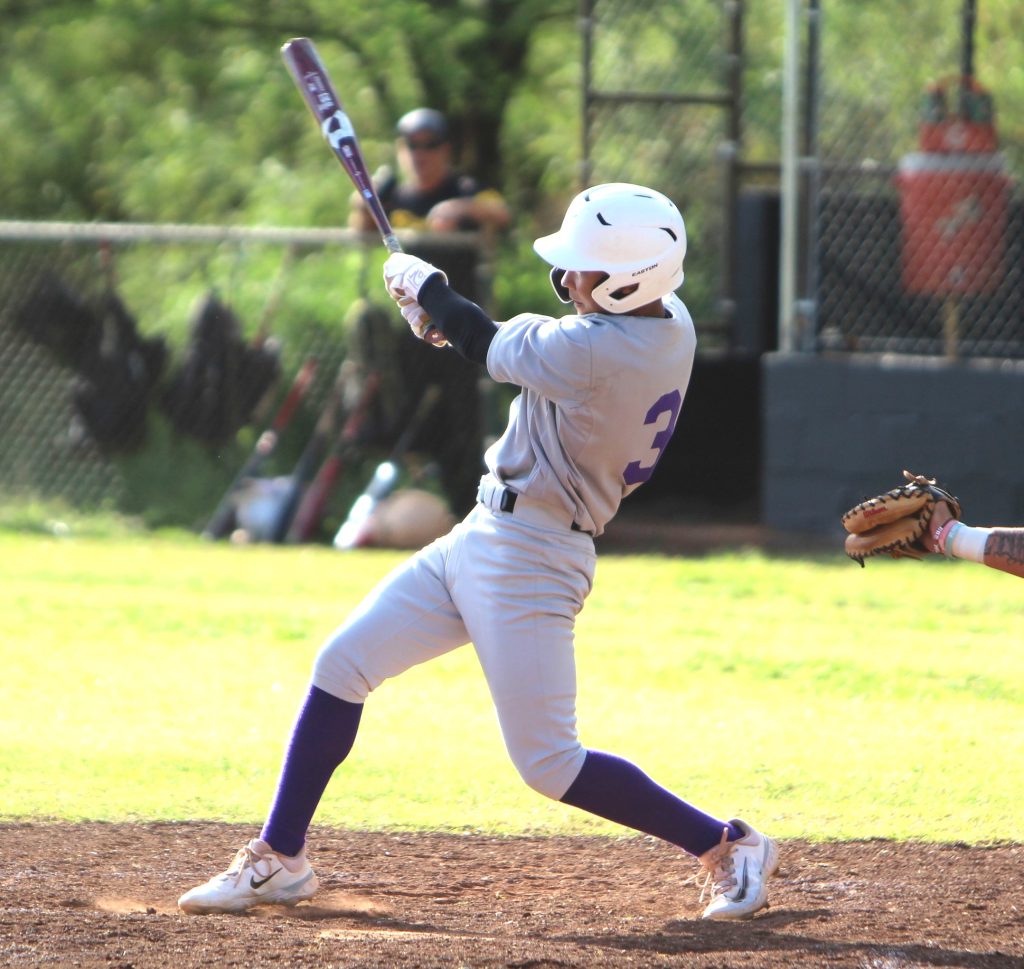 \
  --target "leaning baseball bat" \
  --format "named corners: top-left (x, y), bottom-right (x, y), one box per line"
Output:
top-left (266, 362), bottom-right (350, 544)
top-left (280, 37), bottom-right (443, 344)
top-left (202, 357), bottom-right (319, 540)
top-left (285, 369), bottom-right (382, 544)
